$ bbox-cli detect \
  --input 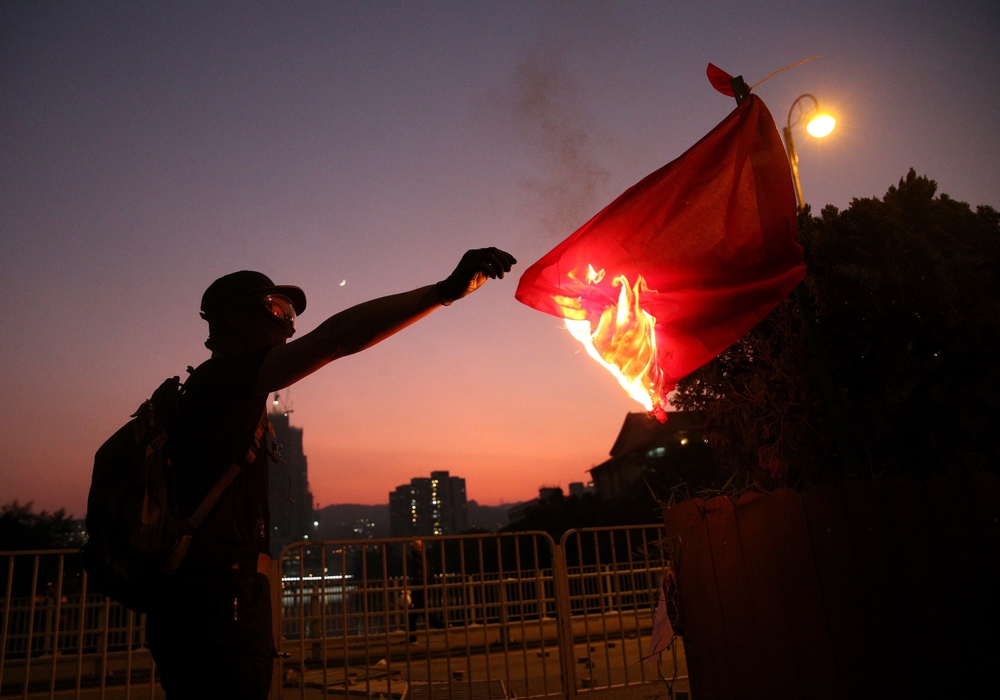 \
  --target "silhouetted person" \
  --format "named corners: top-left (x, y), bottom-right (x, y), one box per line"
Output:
top-left (406, 539), bottom-right (445, 643)
top-left (145, 248), bottom-right (516, 699)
